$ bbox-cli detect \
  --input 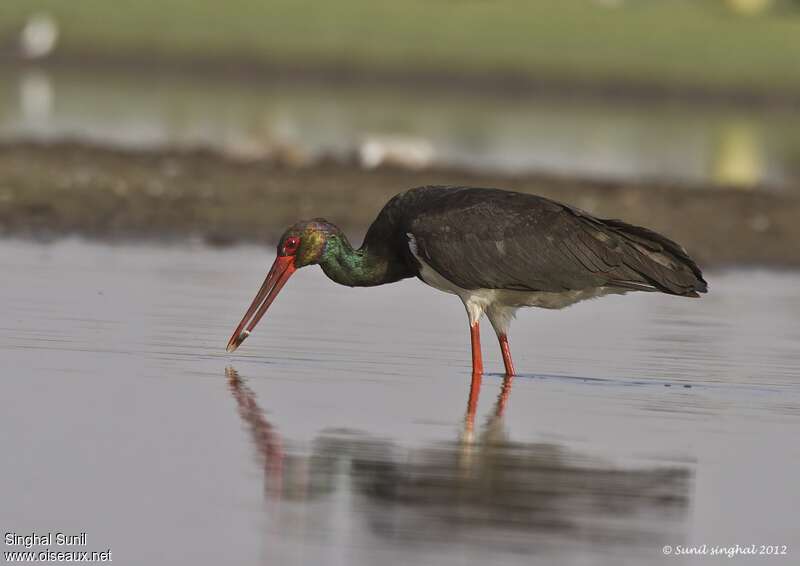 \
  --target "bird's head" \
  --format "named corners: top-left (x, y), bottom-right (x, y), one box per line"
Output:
top-left (225, 219), bottom-right (339, 353)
